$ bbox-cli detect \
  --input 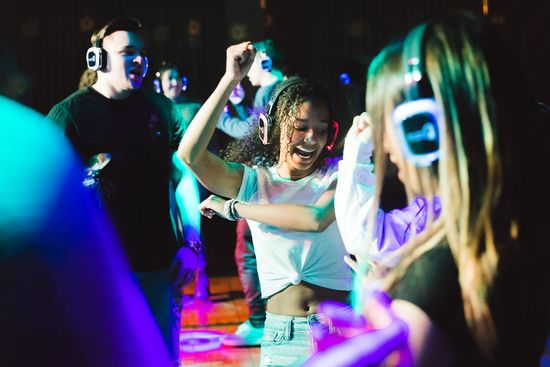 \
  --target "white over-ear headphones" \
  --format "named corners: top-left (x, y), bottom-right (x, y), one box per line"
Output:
top-left (392, 22), bottom-right (442, 167)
